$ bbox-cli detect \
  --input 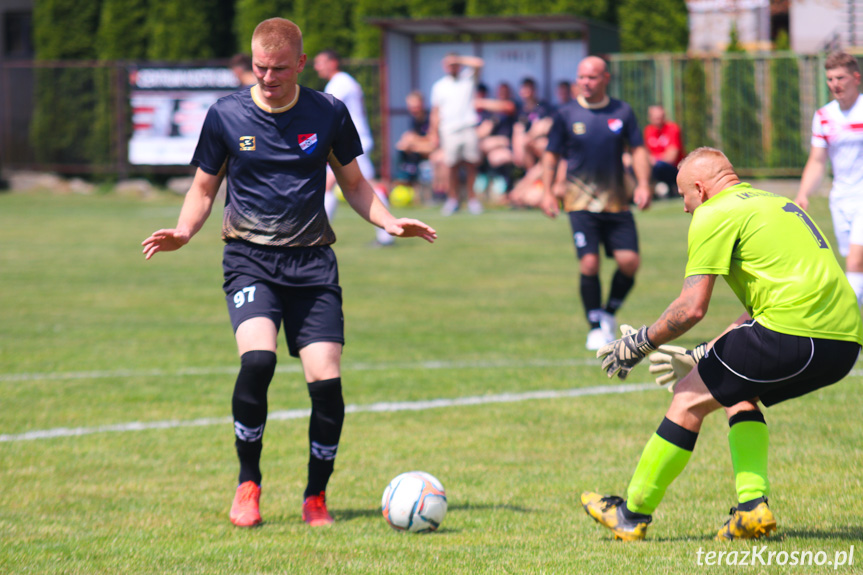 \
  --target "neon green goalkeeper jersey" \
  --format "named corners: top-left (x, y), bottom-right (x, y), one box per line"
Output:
top-left (685, 182), bottom-right (863, 344)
